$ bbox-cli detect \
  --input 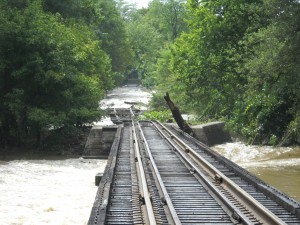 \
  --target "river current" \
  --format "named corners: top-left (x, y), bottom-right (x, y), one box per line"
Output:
top-left (0, 85), bottom-right (152, 225)
top-left (0, 158), bottom-right (106, 225)
top-left (0, 85), bottom-right (299, 224)
top-left (213, 143), bottom-right (300, 201)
